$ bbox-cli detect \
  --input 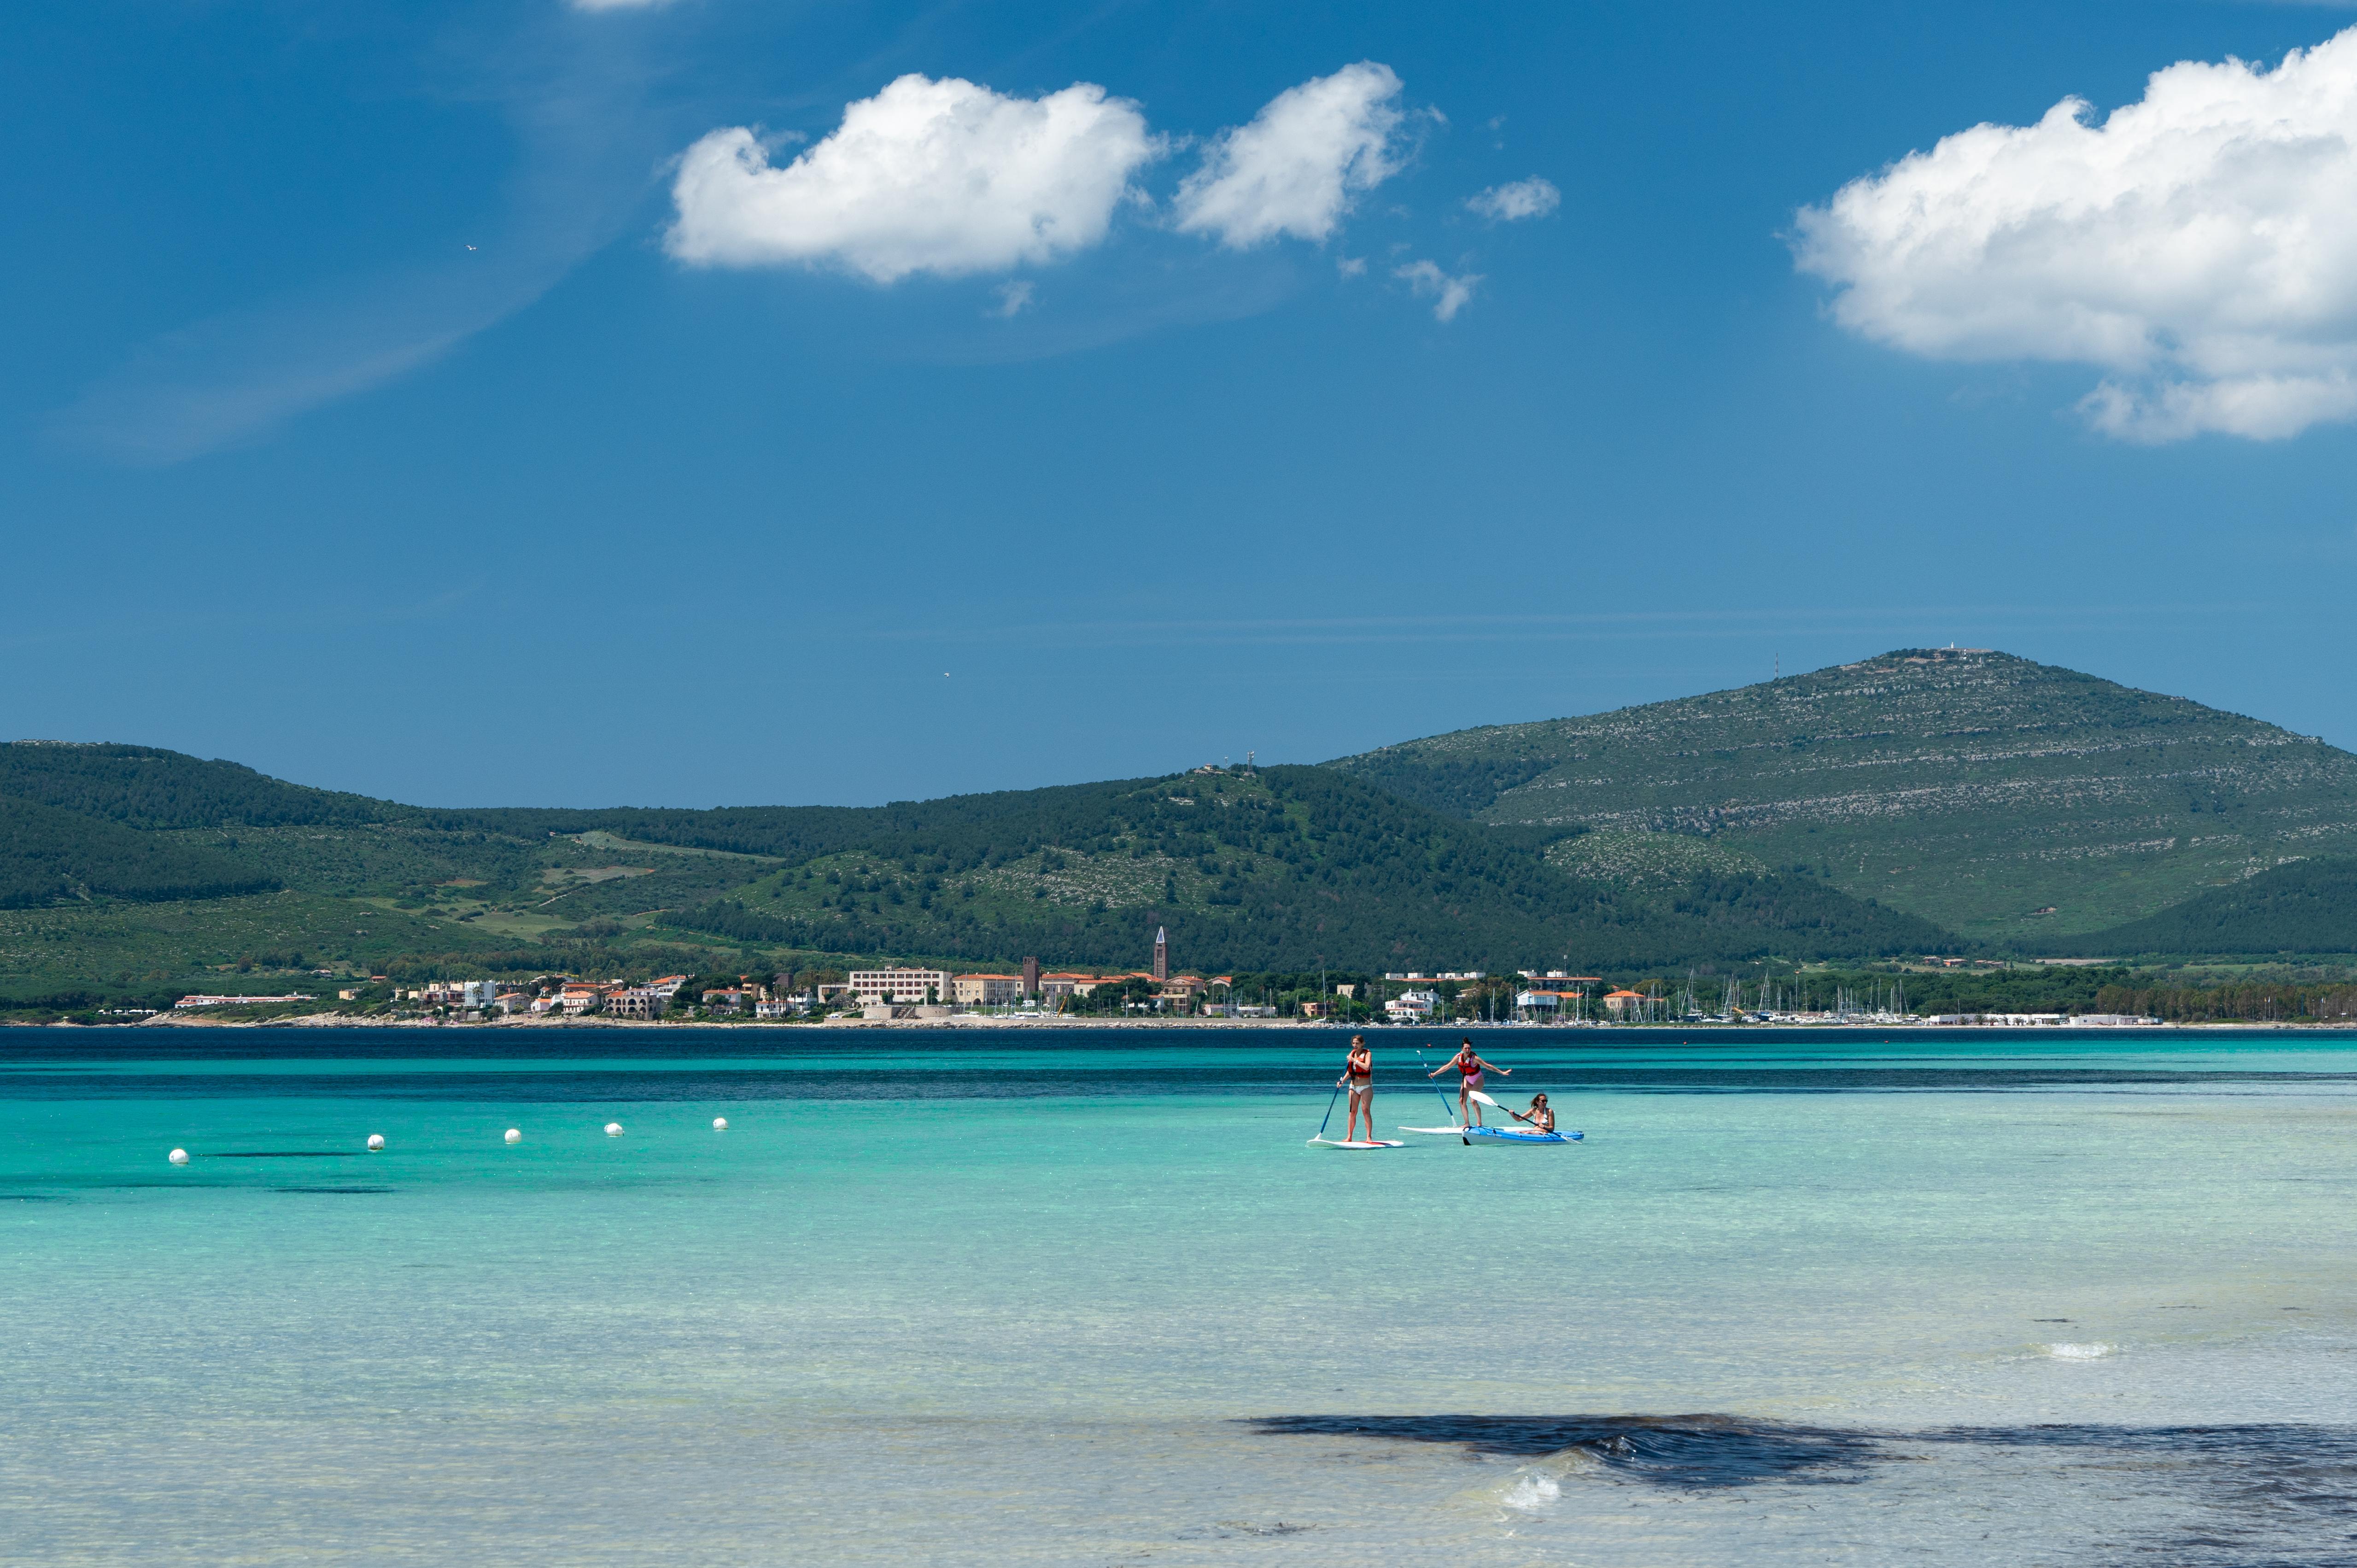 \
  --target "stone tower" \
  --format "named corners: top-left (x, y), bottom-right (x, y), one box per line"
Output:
top-left (1152, 926), bottom-right (1168, 981)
